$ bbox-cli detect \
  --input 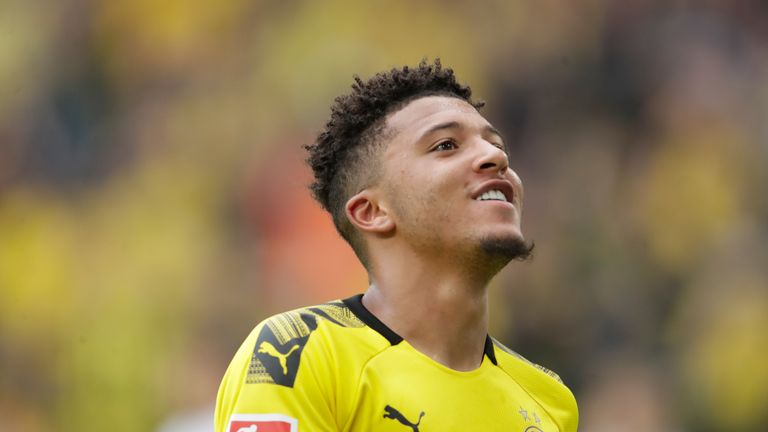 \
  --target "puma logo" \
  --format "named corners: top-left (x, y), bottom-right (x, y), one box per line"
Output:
top-left (236, 426), bottom-right (257, 432)
top-left (383, 405), bottom-right (425, 432)
top-left (257, 341), bottom-right (300, 375)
